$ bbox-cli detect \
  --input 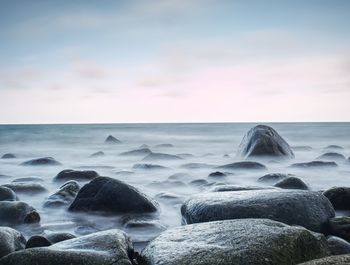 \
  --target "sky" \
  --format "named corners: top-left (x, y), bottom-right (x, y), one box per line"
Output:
top-left (0, 0), bottom-right (349, 124)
